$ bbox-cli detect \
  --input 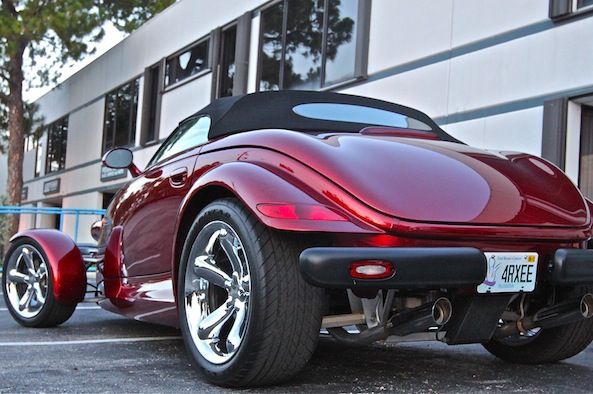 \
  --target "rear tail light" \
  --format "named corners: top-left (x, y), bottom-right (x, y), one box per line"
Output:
top-left (256, 203), bottom-right (348, 221)
top-left (349, 260), bottom-right (394, 279)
